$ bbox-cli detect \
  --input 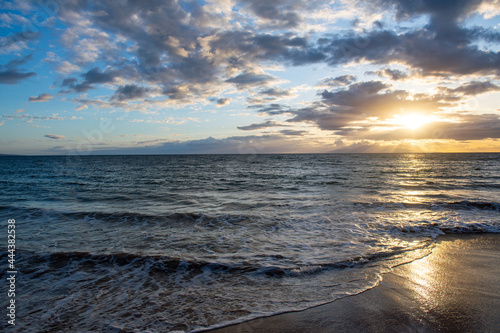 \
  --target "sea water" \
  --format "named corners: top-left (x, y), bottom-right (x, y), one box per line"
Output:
top-left (0, 153), bottom-right (499, 332)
